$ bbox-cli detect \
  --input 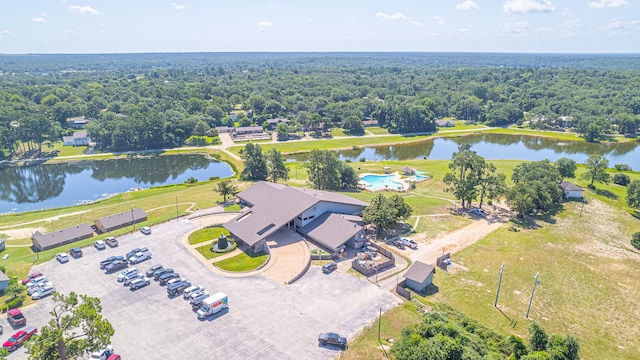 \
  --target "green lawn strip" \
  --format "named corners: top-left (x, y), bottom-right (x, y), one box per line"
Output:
top-left (223, 204), bottom-right (241, 212)
top-left (342, 302), bottom-right (422, 360)
top-left (365, 127), bottom-right (390, 135)
top-left (194, 243), bottom-right (230, 260)
top-left (214, 249), bottom-right (269, 272)
top-left (413, 215), bottom-right (473, 239)
top-left (188, 227), bottom-right (230, 245)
